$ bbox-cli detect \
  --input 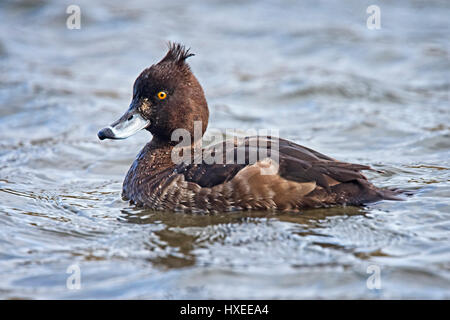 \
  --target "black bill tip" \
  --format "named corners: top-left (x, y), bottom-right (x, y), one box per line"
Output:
top-left (98, 127), bottom-right (114, 140)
